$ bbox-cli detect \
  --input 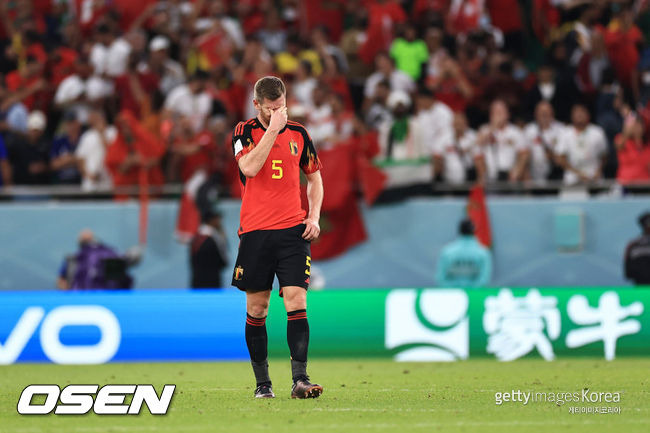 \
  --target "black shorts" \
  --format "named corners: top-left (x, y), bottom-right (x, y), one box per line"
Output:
top-left (232, 224), bottom-right (311, 294)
